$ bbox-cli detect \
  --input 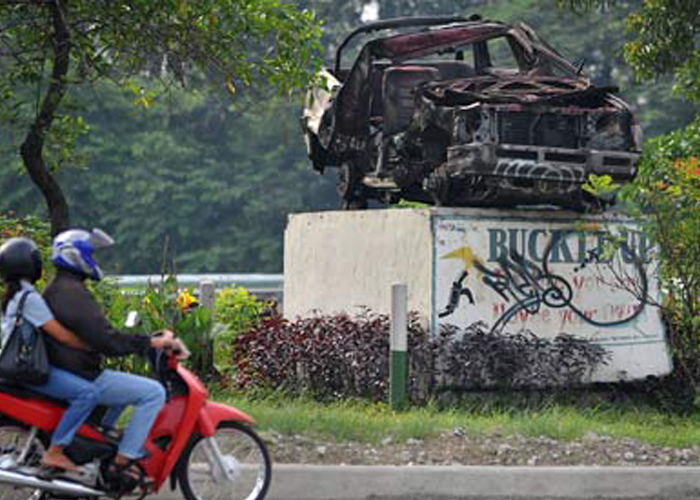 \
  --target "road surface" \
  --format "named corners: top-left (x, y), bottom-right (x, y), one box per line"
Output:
top-left (154, 465), bottom-right (700, 500)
